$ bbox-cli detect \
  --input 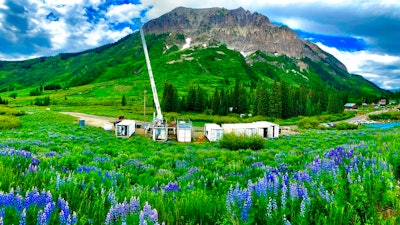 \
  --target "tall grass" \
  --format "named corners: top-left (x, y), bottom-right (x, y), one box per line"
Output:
top-left (0, 115), bottom-right (21, 129)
